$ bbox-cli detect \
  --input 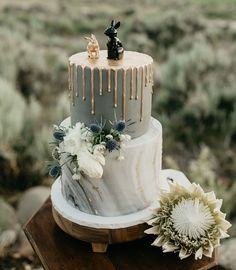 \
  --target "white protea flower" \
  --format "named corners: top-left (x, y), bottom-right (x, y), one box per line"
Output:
top-left (145, 182), bottom-right (231, 260)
